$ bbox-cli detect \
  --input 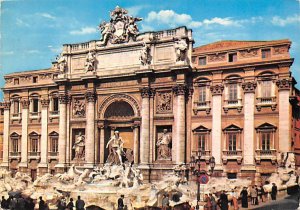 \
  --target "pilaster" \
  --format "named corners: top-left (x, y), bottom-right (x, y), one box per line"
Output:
top-left (1, 101), bottom-right (10, 167)
top-left (20, 99), bottom-right (29, 168)
top-left (39, 98), bottom-right (49, 168)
